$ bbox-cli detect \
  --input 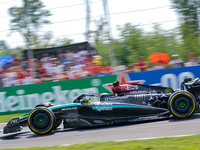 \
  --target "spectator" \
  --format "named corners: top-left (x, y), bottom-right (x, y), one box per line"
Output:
top-left (35, 55), bottom-right (42, 64)
top-left (42, 59), bottom-right (52, 69)
top-left (125, 65), bottom-right (135, 73)
top-left (86, 46), bottom-right (96, 57)
top-left (152, 62), bottom-right (166, 70)
top-left (56, 49), bottom-right (65, 62)
top-left (77, 46), bottom-right (89, 56)
top-left (21, 56), bottom-right (29, 69)
top-left (168, 54), bottom-right (183, 68)
top-left (134, 57), bottom-right (148, 72)
top-left (40, 53), bottom-right (51, 62)
top-left (23, 76), bottom-right (34, 85)
top-left (184, 52), bottom-right (199, 67)
top-left (92, 54), bottom-right (102, 66)
top-left (114, 61), bottom-right (126, 74)
top-left (65, 68), bottom-right (77, 80)
top-left (64, 49), bottom-right (75, 61)
top-left (147, 63), bottom-right (155, 71)
top-left (54, 61), bottom-right (64, 77)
